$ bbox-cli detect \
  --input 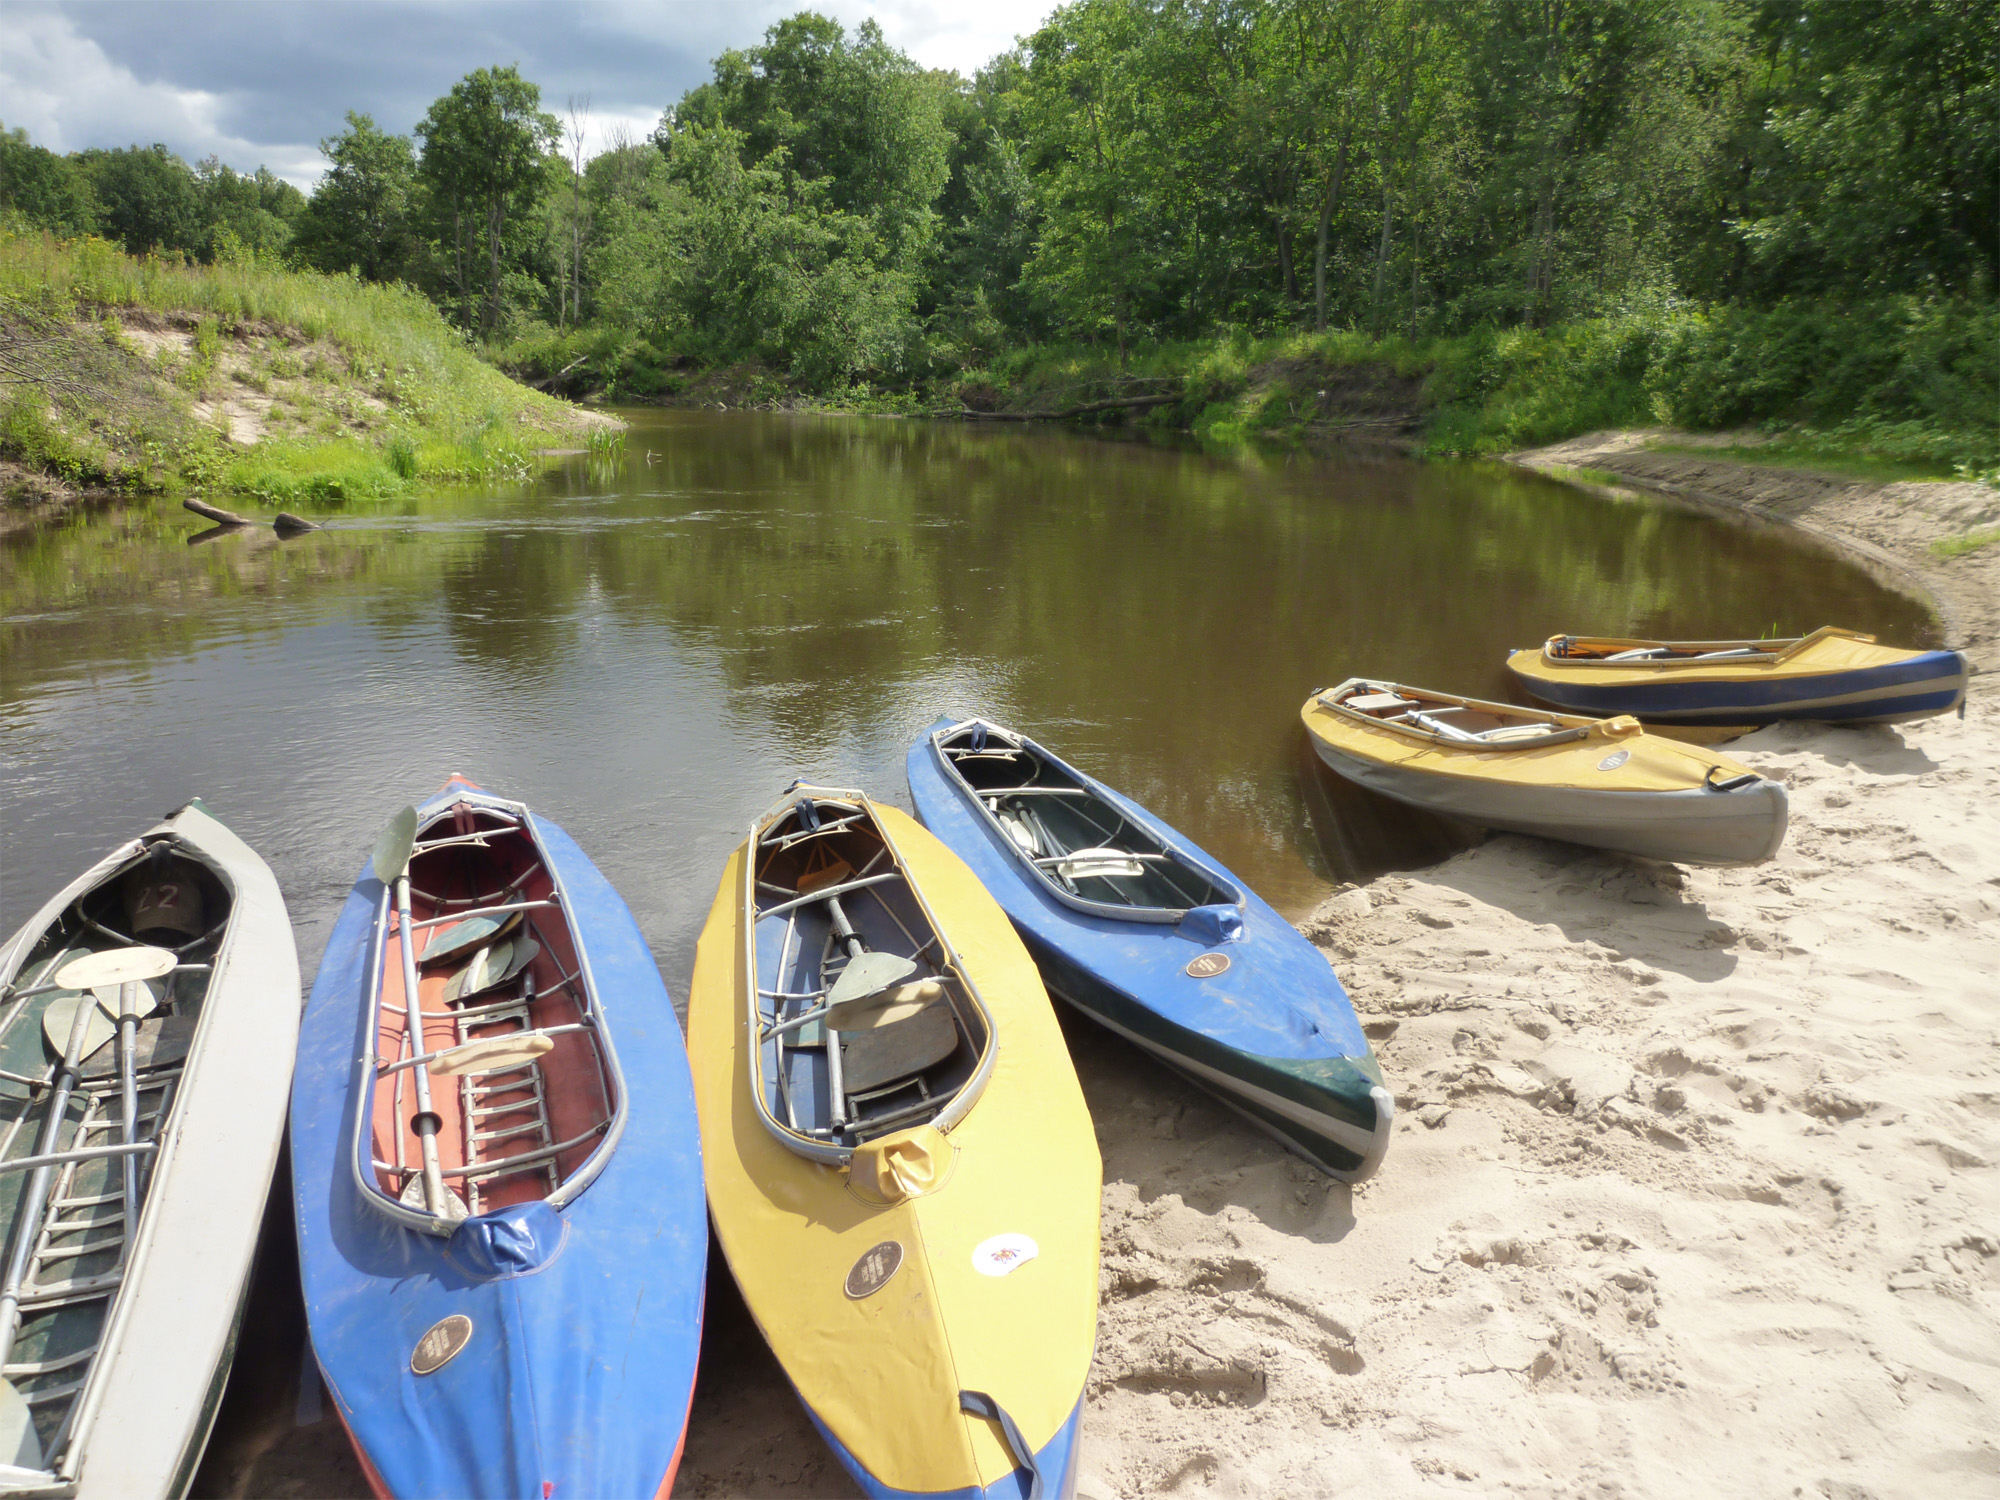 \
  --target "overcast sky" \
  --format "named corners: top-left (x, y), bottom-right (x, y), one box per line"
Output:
top-left (1, 1), bottom-right (1058, 187)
